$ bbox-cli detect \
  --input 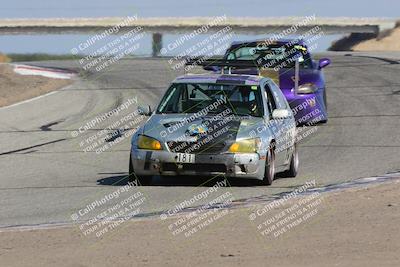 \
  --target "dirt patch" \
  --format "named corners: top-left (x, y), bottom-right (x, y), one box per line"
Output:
top-left (0, 180), bottom-right (399, 267)
top-left (352, 23), bottom-right (400, 51)
top-left (0, 64), bottom-right (72, 107)
top-left (0, 53), bottom-right (11, 63)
